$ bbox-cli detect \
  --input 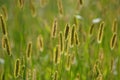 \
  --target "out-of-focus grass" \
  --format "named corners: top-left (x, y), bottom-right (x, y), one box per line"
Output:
top-left (0, 0), bottom-right (120, 80)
